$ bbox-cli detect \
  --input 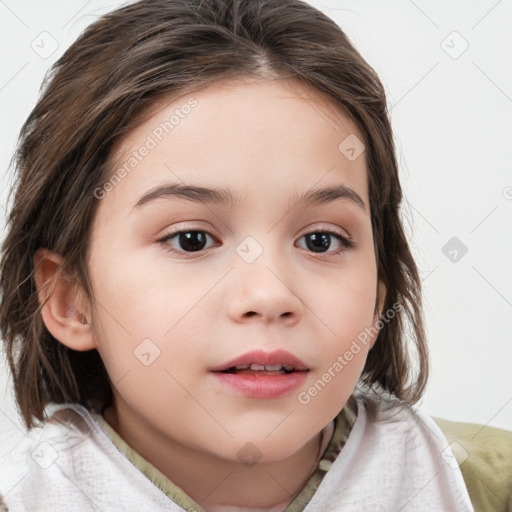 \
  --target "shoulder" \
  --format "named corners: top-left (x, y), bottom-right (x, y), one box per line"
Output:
top-left (309, 392), bottom-right (473, 510)
top-left (0, 403), bottom-right (99, 510)
top-left (354, 389), bottom-right (455, 445)
top-left (0, 403), bottom-right (180, 511)
top-left (343, 390), bottom-right (474, 511)
top-left (434, 417), bottom-right (512, 512)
